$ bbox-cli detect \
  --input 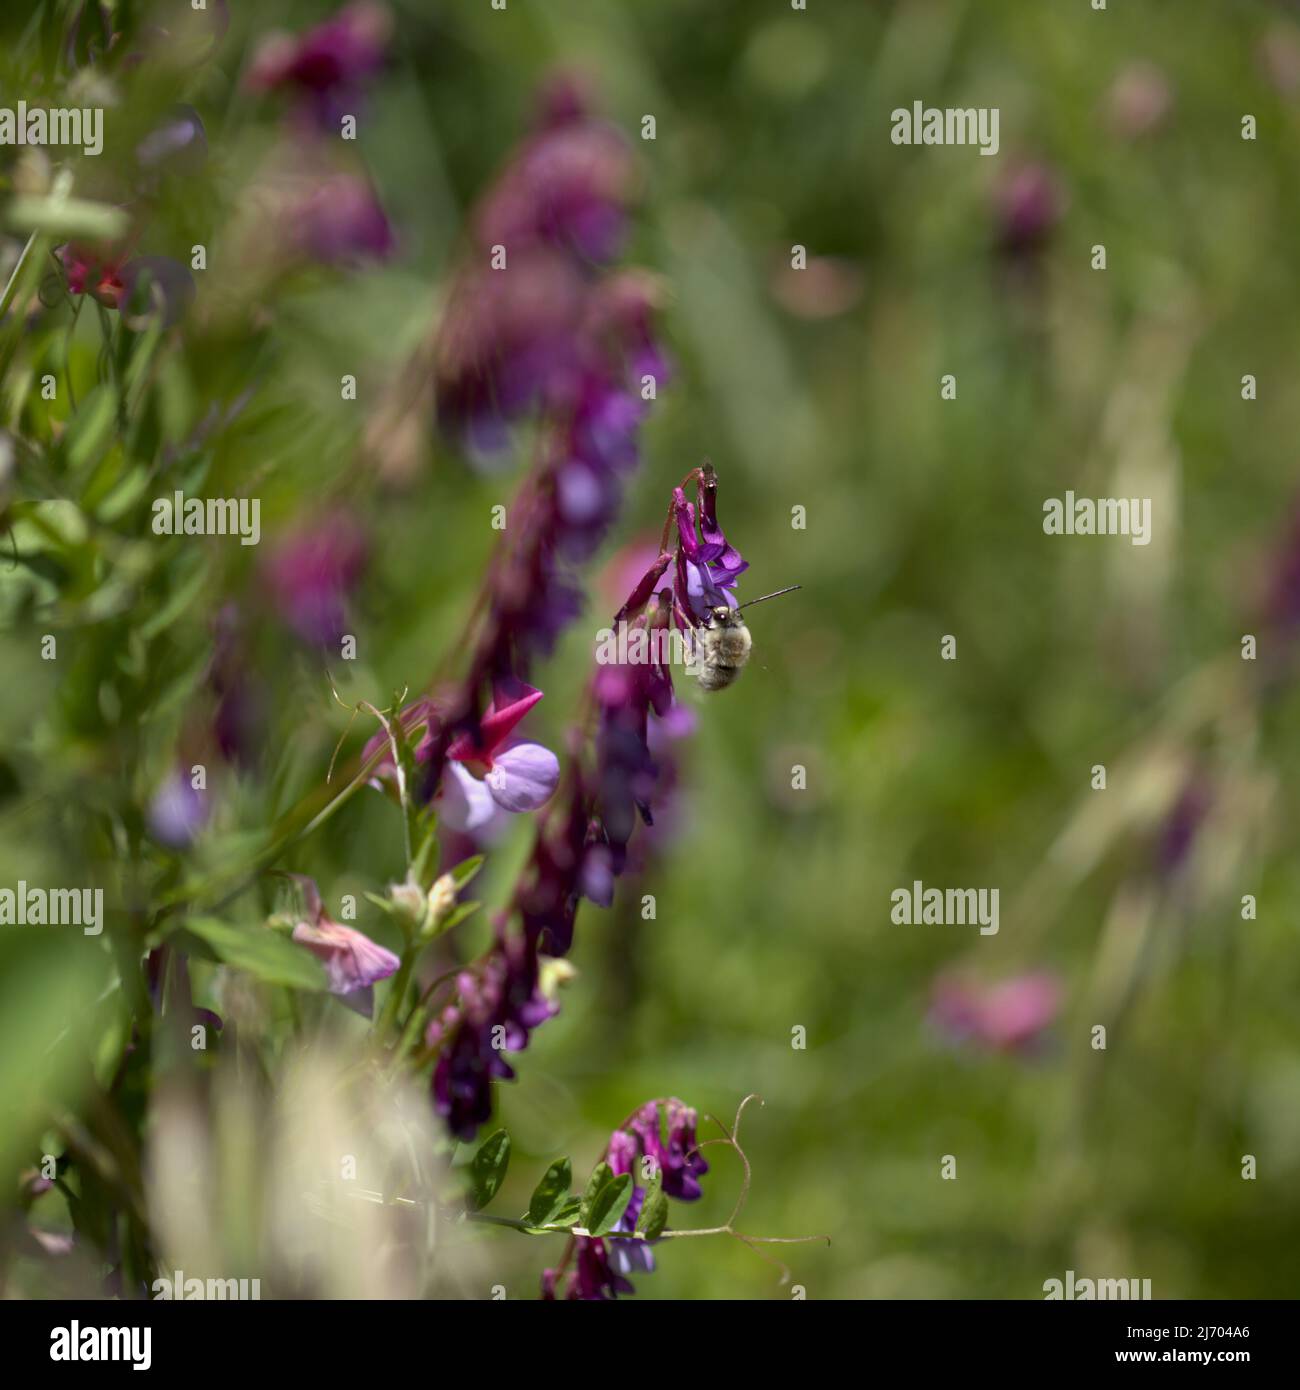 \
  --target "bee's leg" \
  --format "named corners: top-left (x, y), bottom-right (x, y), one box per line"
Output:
top-left (657, 466), bottom-right (708, 551)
